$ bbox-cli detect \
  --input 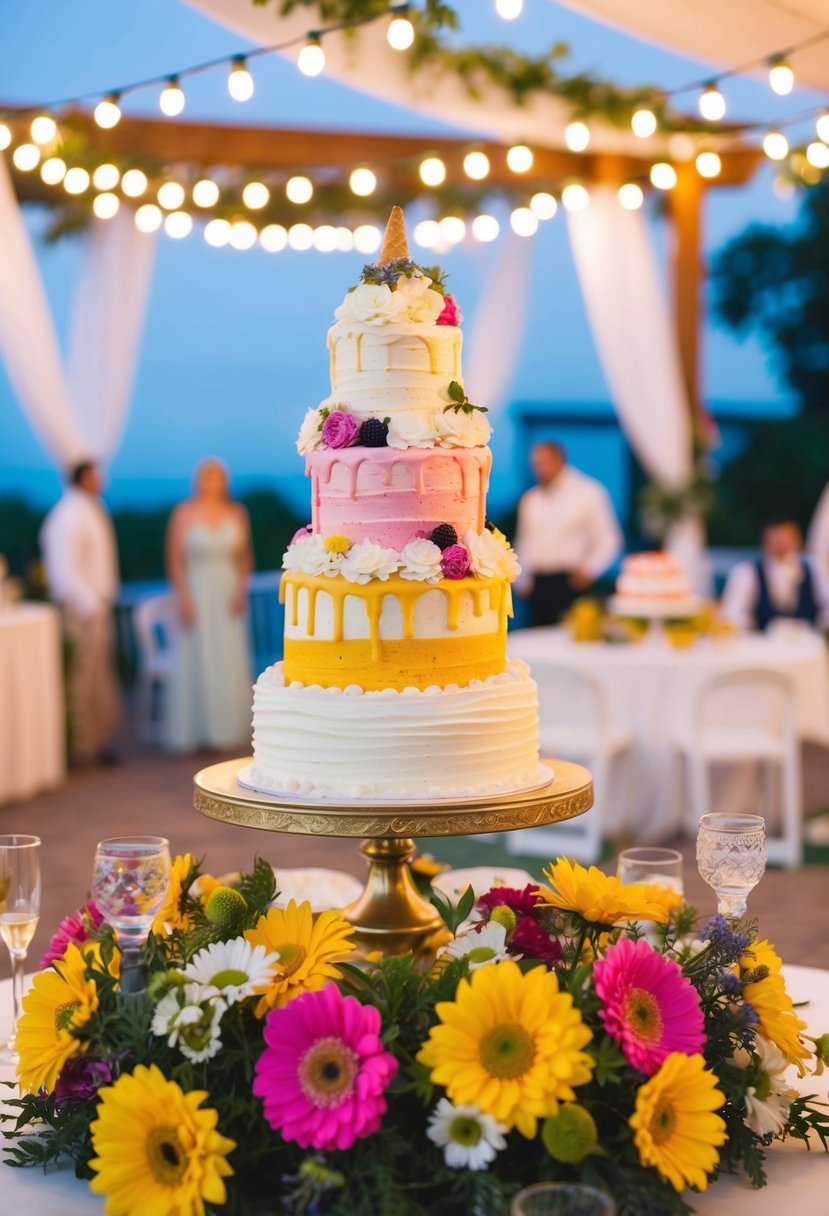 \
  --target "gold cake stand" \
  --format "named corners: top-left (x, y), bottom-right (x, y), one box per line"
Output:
top-left (193, 758), bottom-right (593, 957)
